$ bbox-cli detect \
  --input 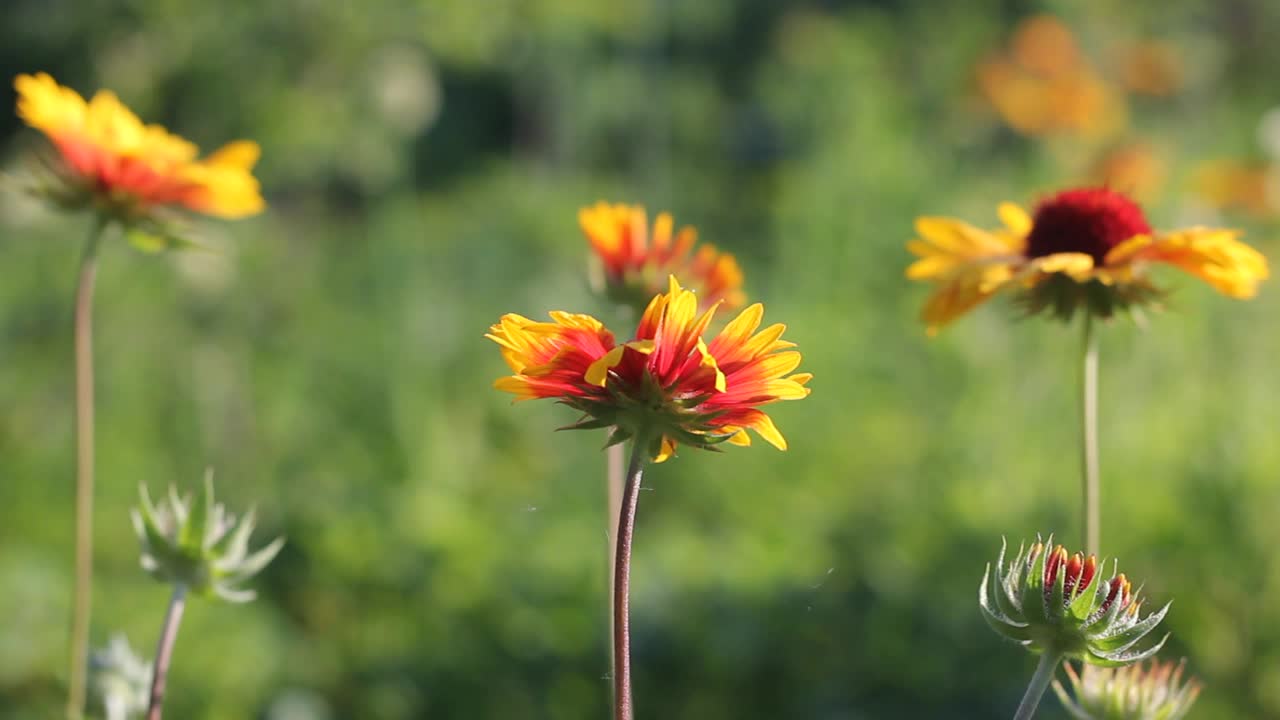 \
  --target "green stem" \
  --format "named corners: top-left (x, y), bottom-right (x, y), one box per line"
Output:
top-left (612, 434), bottom-right (649, 720)
top-left (67, 215), bottom-right (107, 720)
top-left (1013, 650), bottom-right (1063, 720)
top-left (1080, 314), bottom-right (1100, 556)
top-left (146, 585), bottom-right (188, 720)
